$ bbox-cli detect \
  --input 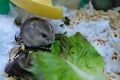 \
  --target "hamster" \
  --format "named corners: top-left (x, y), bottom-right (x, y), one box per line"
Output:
top-left (91, 0), bottom-right (113, 11)
top-left (21, 17), bottom-right (55, 48)
top-left (91, 0), bottom-right (120, 11)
